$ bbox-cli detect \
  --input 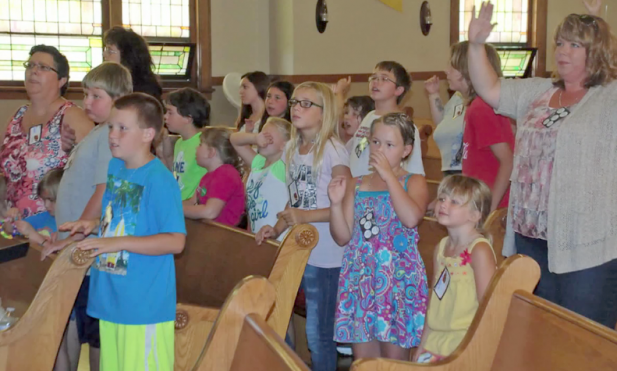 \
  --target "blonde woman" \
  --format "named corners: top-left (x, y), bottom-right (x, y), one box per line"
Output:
top-left (468, 3), bottom-right (617, 327)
